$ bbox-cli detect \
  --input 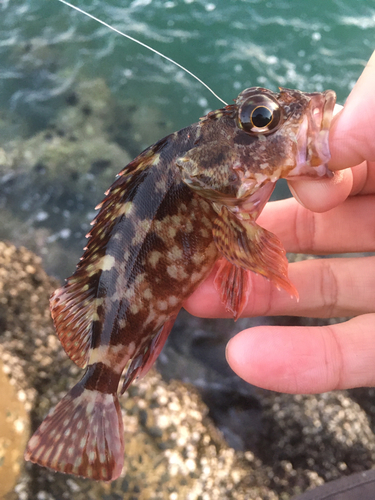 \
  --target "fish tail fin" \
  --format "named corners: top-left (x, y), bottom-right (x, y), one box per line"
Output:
top-left (24, 382), bottom-right (124, 481)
